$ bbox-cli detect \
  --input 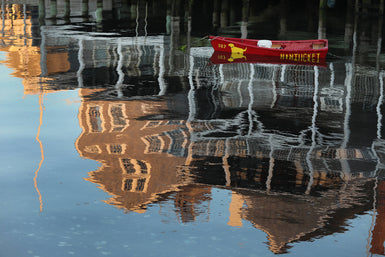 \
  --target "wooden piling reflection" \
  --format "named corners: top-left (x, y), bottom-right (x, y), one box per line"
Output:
top-left (82, 0), bottom-right (88, 18)
top-left (38, 0), bottom-right (45, 25)
top-left (64, 0), bottom-right (70, 20)
top-left (49, 0), bottom-right (57, 19)
top-left (96, 0), bottom-right (103, 29)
